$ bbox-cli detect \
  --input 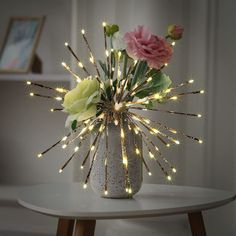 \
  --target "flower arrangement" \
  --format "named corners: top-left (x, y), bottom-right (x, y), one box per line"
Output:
top-left (27, 23), bottom-right (203, 196)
